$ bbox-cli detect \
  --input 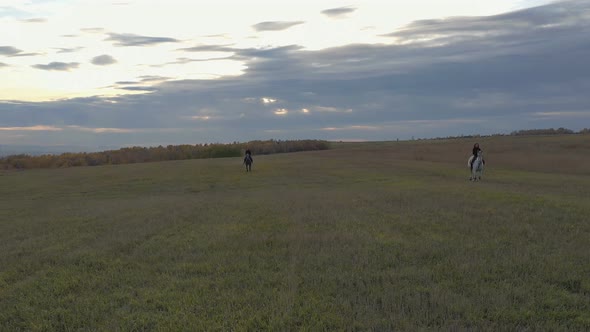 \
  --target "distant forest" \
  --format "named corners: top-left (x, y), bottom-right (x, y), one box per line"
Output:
top-left (1, 128), bottom-right (588, 170)
top-left (509, 128), bottom-right (589, 136)
top-left (427, 127), bottom-right (590, 140)
top-left (0, 139), bottom-right (330, 170)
